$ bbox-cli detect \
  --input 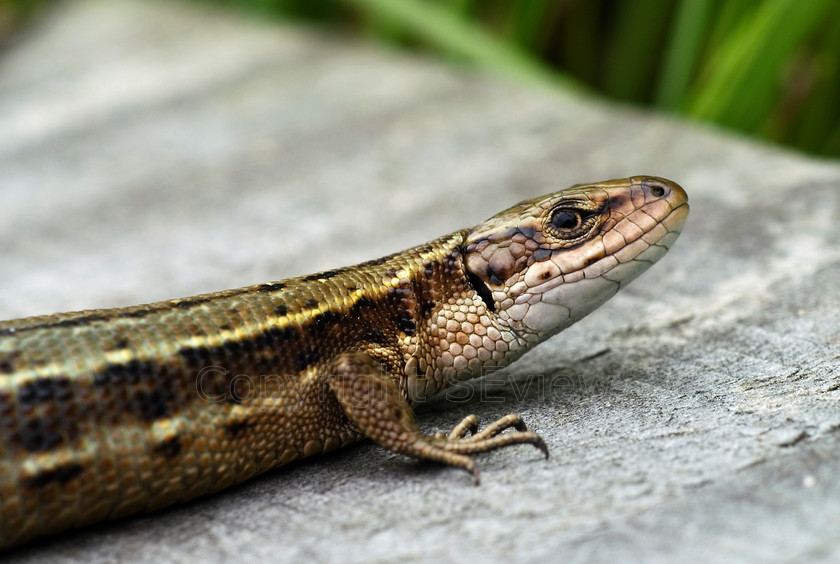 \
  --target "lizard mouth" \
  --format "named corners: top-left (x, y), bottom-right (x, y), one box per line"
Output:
top-left (466, 269), bottom-right (496, 312)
